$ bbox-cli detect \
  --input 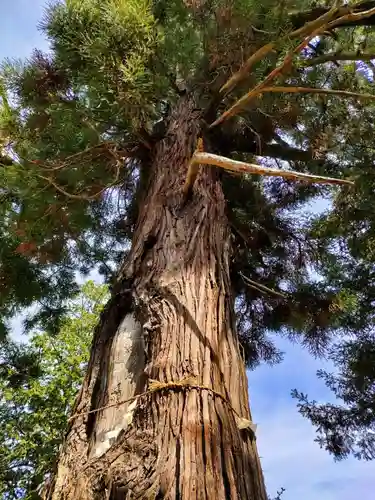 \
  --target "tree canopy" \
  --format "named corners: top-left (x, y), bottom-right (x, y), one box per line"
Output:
top-left (0, 0), bottom-right (375, 461)
top-left (0, 281), bottom-right (108, 500)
